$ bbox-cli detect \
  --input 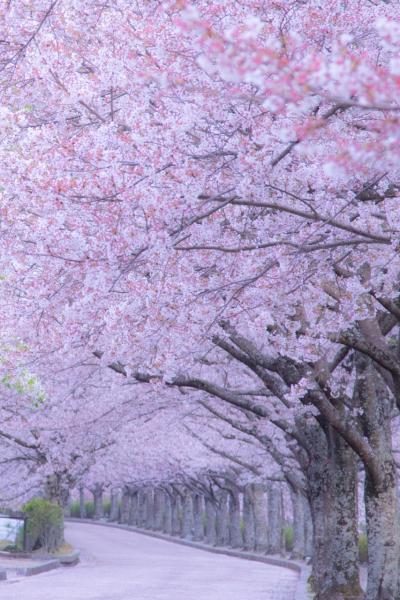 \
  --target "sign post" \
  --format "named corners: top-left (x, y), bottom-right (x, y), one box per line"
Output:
top-left (0, 512), bottom-right (27, 552)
